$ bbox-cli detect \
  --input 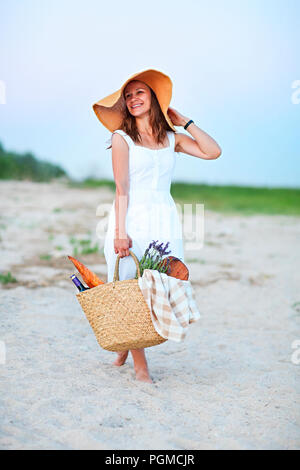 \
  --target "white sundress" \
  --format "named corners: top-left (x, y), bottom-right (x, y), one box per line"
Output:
top-left (104, 129), bottom-right (185, 283)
